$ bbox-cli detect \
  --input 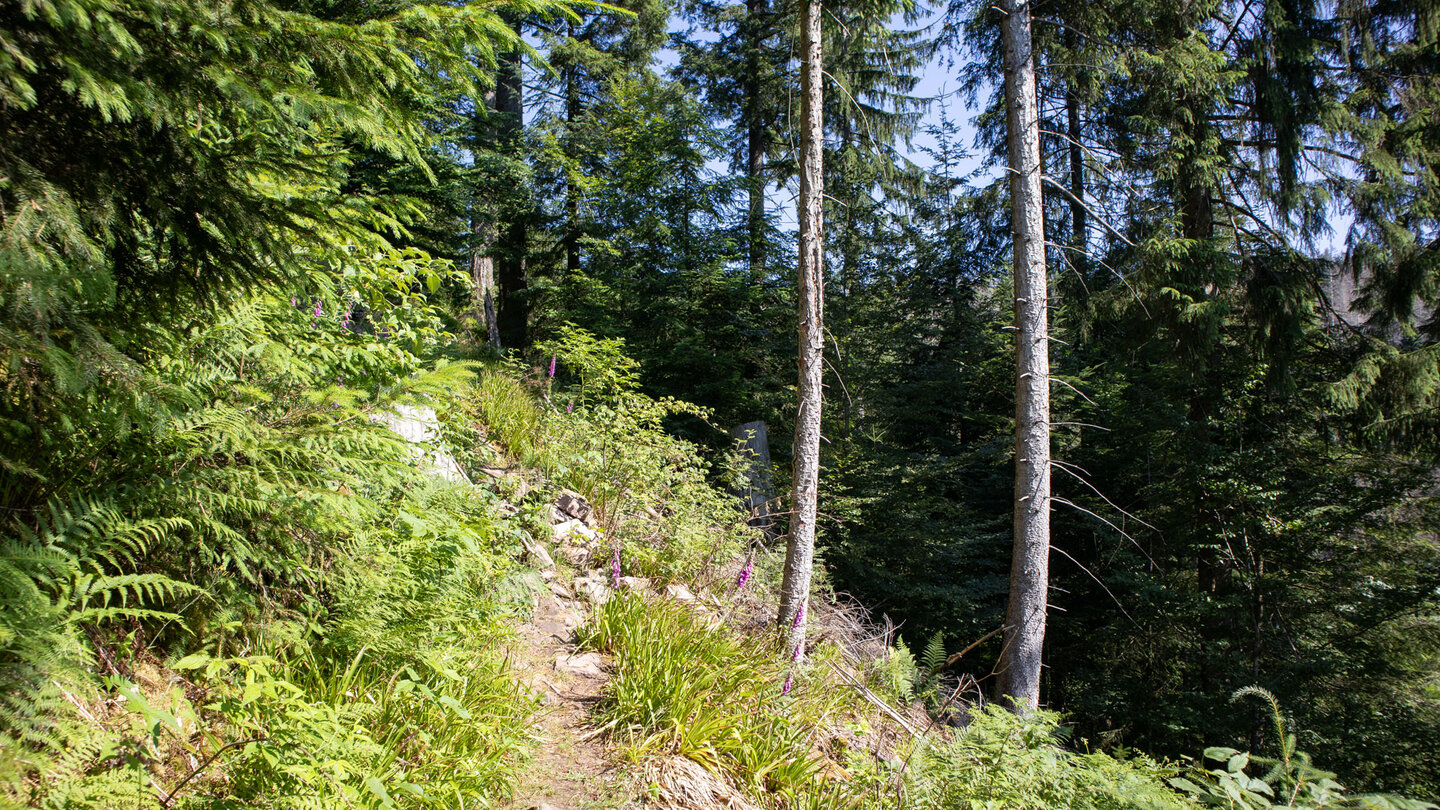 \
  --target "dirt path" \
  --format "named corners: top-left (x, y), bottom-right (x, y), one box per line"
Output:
top-left (505, 579), bottom-right (637, 810)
